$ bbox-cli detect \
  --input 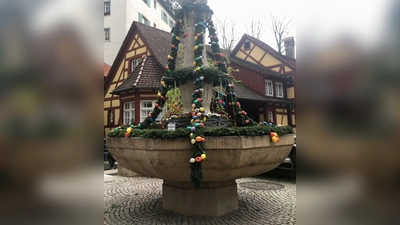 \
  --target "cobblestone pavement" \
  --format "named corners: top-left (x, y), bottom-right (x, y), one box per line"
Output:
top-left (104, 175), bottom-right (296, 225)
